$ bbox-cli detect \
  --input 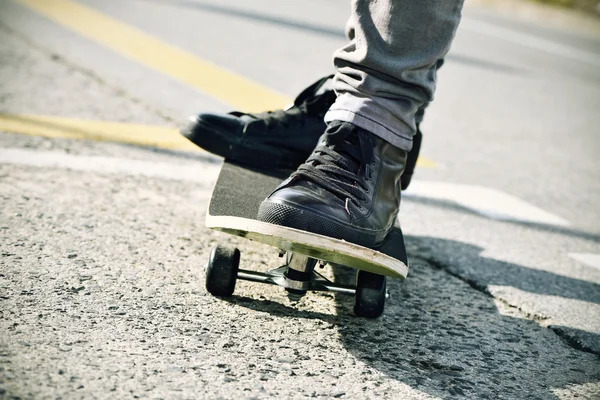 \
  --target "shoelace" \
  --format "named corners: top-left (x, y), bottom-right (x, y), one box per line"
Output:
top-left (257, 107), bottom-right (307, 131)
top-left (255, 91), bottom-right (333, 131)
top-left (233, 75), bottom-right (335, 132)
top-left (290, 125), bottom-right (373, 212)
top-left (231, 99), bottom-right (318, 132)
